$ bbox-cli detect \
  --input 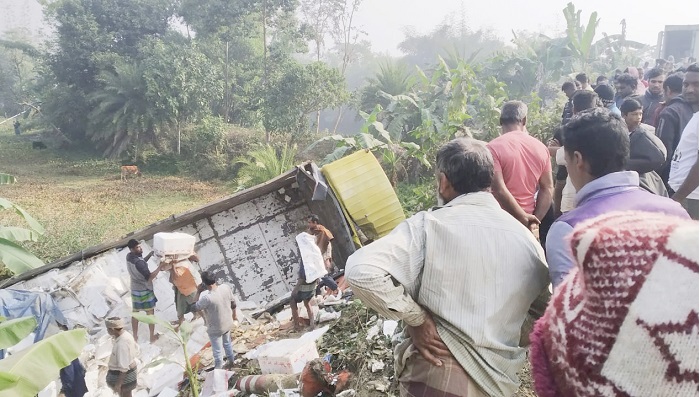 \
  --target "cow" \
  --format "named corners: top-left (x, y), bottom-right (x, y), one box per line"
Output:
top-left (120, 165), bottom-right (142, 181)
